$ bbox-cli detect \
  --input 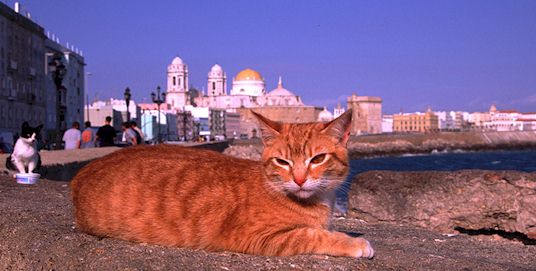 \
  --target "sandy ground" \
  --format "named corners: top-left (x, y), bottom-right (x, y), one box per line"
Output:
top-left (1, 175), bottom-right (536, 271)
